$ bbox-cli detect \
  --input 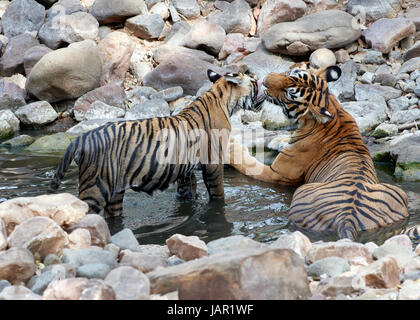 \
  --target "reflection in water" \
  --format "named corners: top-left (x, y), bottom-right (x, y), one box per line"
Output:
top-left (0, 146), bottom-right (419, 246)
